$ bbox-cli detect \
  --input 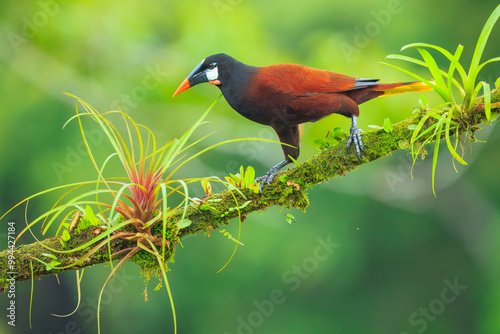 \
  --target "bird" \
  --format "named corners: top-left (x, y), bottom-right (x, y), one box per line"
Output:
top-left (173, 53), bottom-right (430, 191)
